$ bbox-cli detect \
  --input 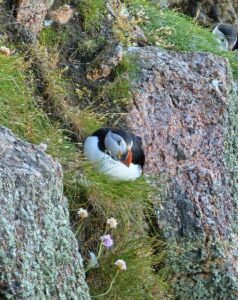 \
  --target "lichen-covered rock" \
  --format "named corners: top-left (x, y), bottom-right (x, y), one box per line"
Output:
top-left (125, 46), bottom-right (238, 299)
top-left (0, 126), bottom-right (90, 299)
top-left (86, 42), bottom-right (123, 81)
top-left (15, 0), bottom-right (54, 37)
